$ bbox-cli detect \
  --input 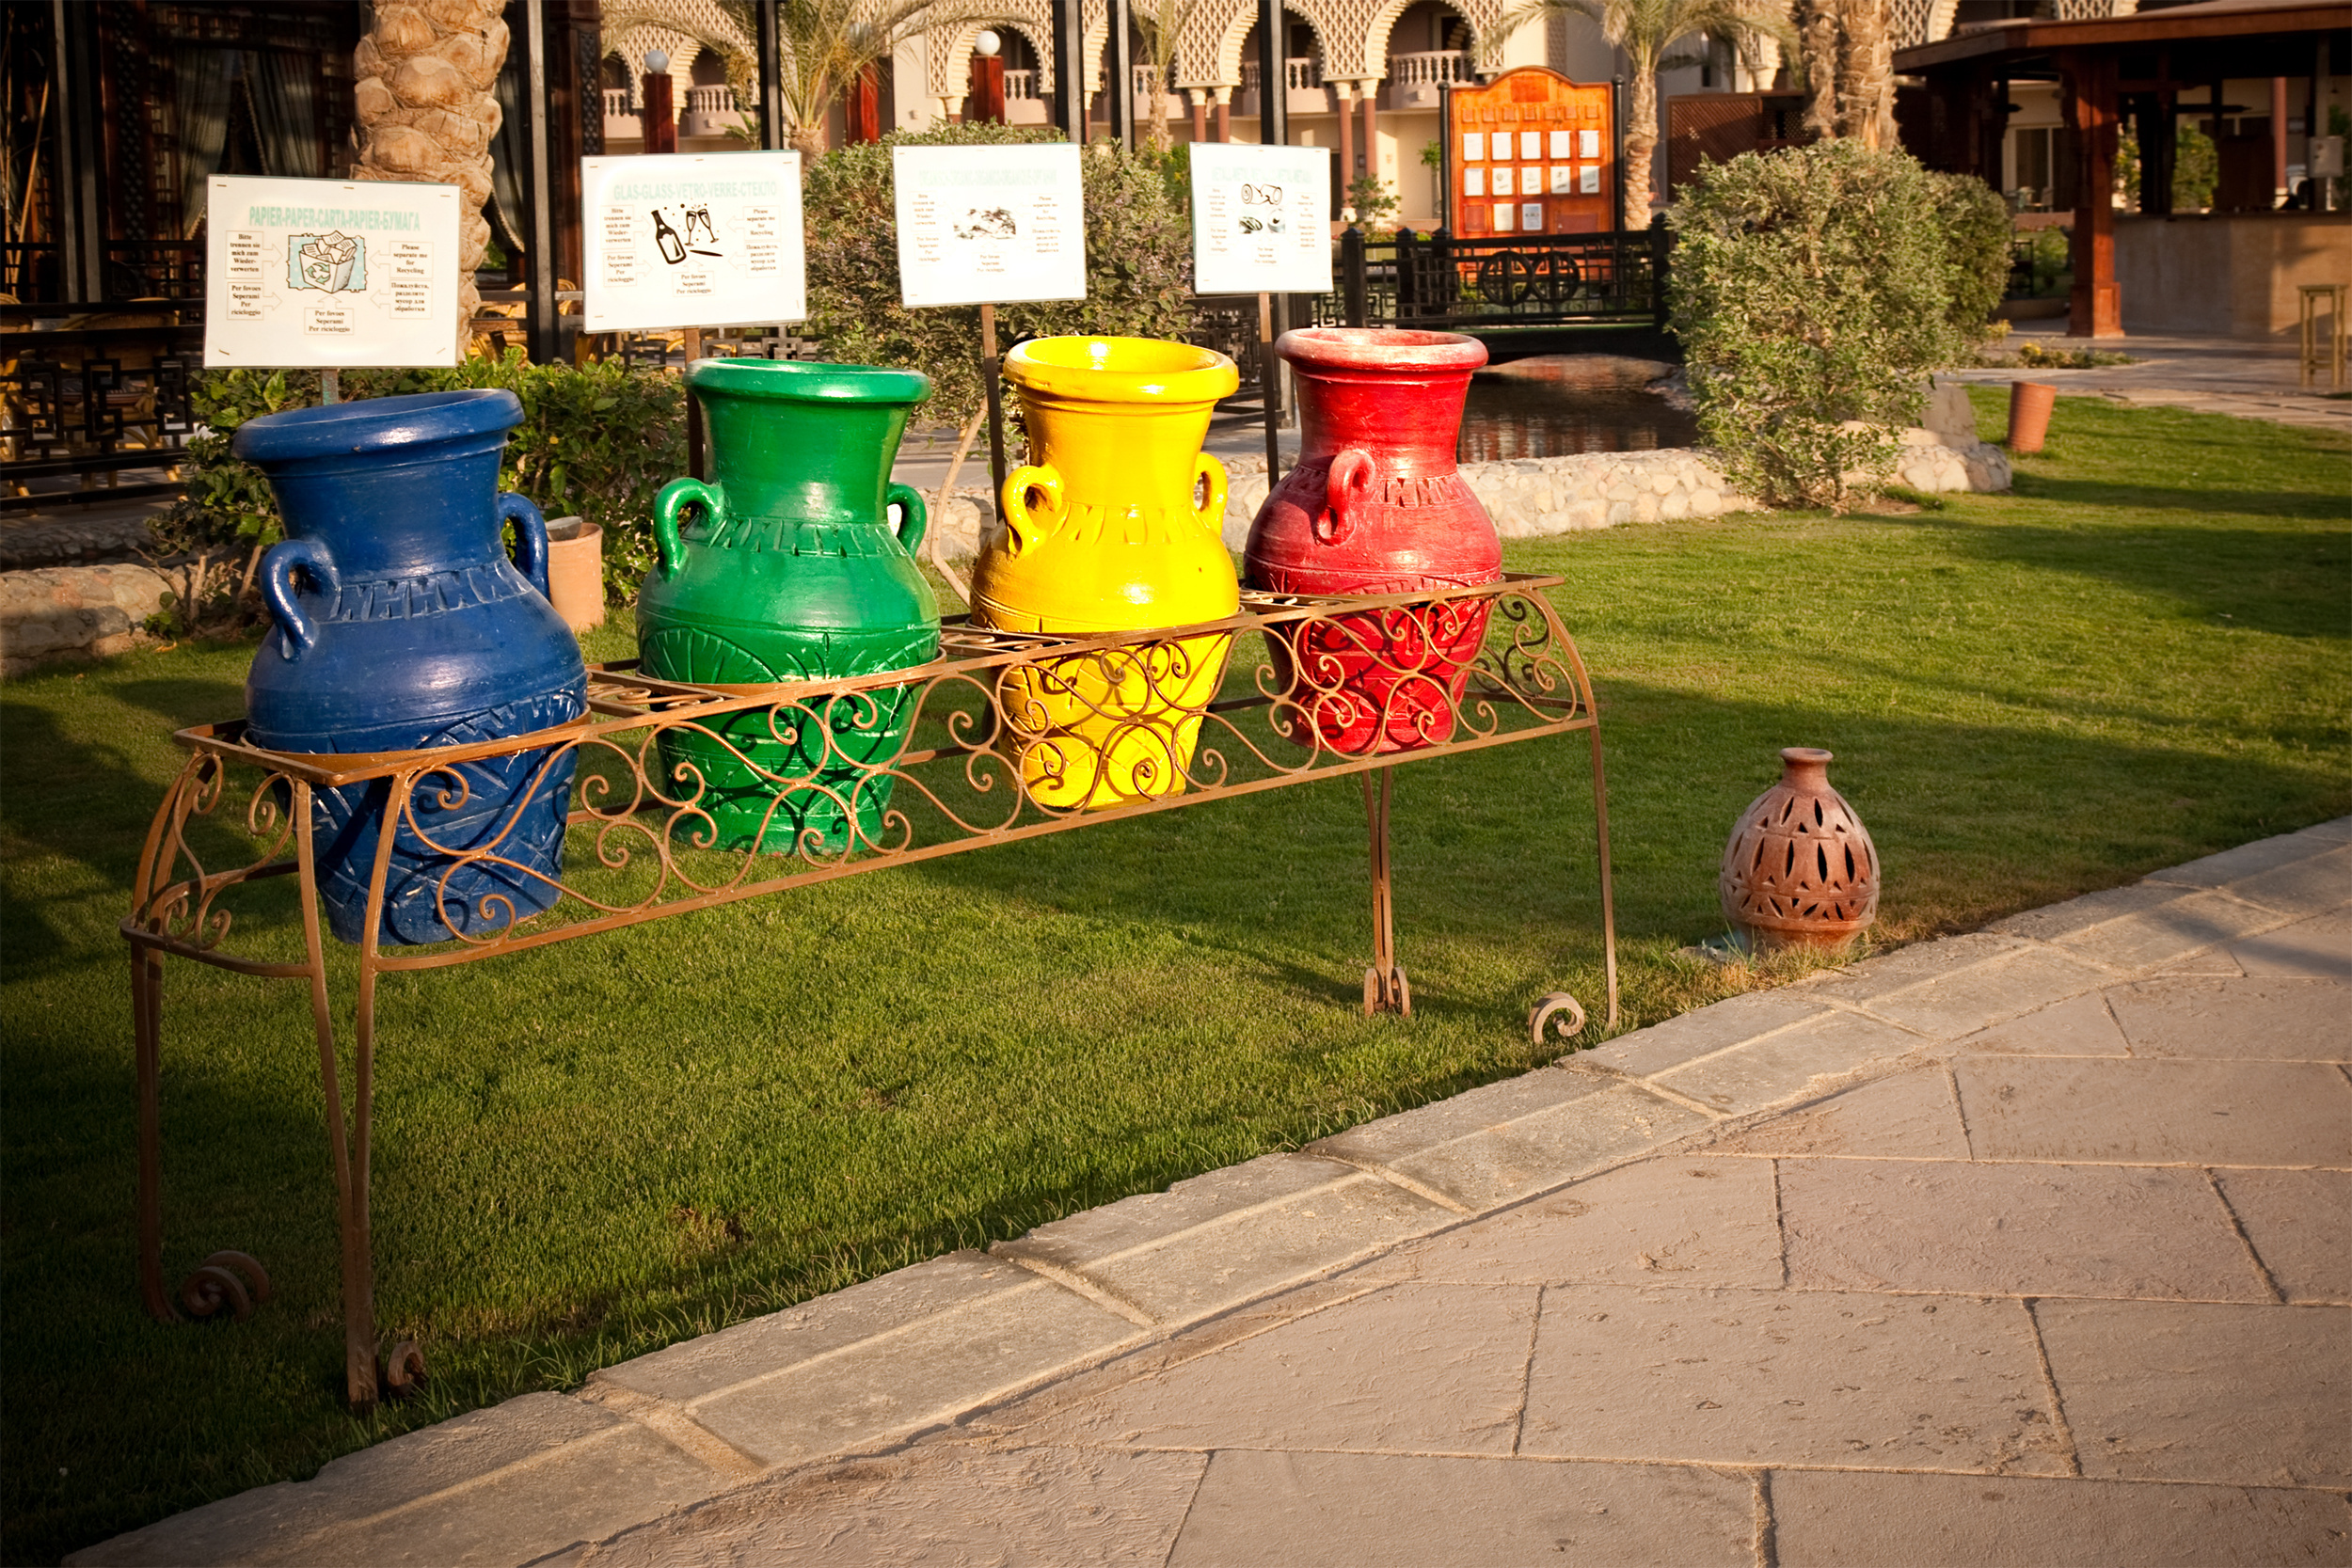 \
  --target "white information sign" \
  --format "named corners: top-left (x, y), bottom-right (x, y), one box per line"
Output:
top-left (203, 176), bottom-right (460, 368)
top-left (1186, 141), bottom-right (1333, 298)
top-left (891, 144), bottom-right (1087, 309)
top-left (582, 152), bottom-right (805, 331)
